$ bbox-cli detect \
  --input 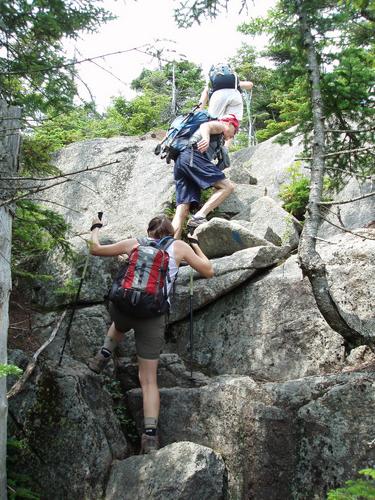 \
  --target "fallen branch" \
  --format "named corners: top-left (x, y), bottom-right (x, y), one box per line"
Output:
top-left (7, 310), bottom-right (67, 399)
